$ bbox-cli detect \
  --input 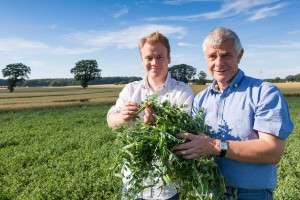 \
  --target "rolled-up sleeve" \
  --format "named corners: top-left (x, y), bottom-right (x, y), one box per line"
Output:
top-left (253, 84), bottom-right (294, 139)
